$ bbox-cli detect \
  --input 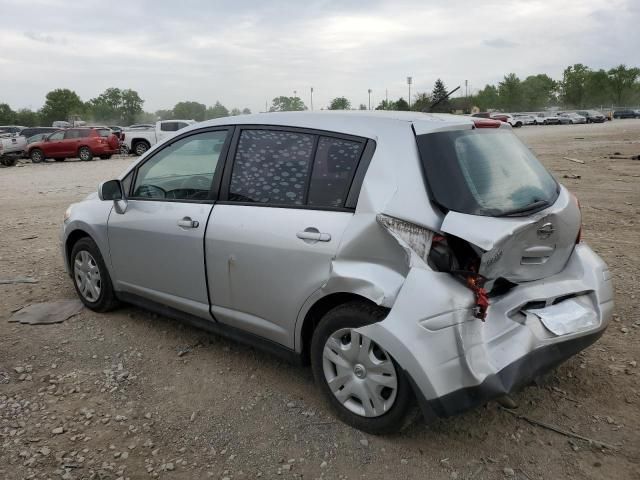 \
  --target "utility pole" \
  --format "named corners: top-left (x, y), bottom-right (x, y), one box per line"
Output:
top-left (310, 87), bottom-right (314, 111)
top-left (368, 89), bottom-right (372, 110)
top-left (407, 76), bottom-right (412, 109)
